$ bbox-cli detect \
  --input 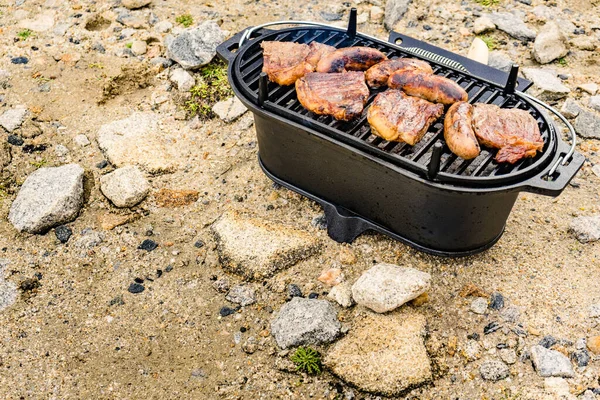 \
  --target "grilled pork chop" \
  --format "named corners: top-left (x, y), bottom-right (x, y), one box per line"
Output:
top-left (261, 41), bottom-right (335, 86)
top-left (296, 72), bottom-right (369, 121)
top-left (367, 90), bottom-right (444, 145)
top-left (316, 47), bottom-right (387, 73)
top-left (472, 104), bottom-right (544, 164)
top-left (365, 58), bottom-right (433, 89)
top-left (388, 69), bottom-right (468, 105)
top-left (444, 102), bottom-right (480, 160)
